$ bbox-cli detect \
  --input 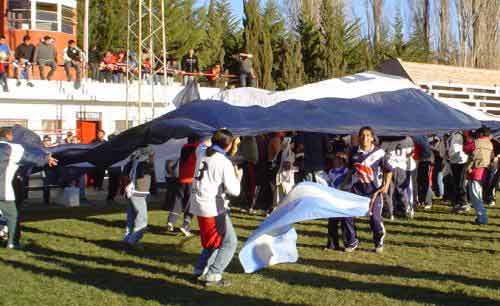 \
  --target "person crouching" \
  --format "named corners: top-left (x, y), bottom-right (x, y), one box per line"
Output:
top-left (190, 129), bottom-right (242, 287)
